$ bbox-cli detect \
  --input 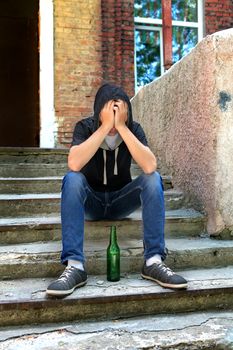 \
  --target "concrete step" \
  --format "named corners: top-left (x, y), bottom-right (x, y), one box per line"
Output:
top-left (0, 147), bottom-right (166, 180)
top-left (0, 149), bottom-right (146, 174)
top-left (0, 175), bottom-right (173, 194)
top-left (0, 147), bottom-right (68, 164)
top-left (0, 209), bottom-right (206, 244)
top-left (0, 189), bottom-right (186, 217)
top-left (0, 267), bottom-right (233, 326)
top-left (0, 237), bottom-right (232, 279)
top-left (0, 162), bottom-right (165, 178)
top-left (0, 177), bottom-right (63, 194)
top-left (1, 311), bottom-right (233, 349)
top-left (0, 163), bottom-right (68, 177)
